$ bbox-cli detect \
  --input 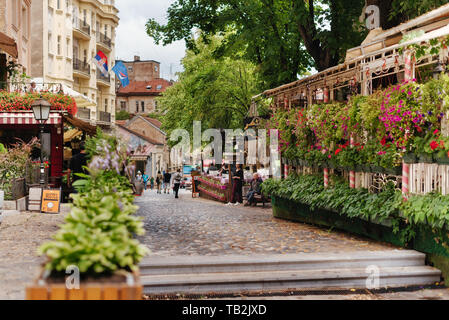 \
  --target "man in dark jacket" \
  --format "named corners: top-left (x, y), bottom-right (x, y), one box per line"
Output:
top-left (163, 171), bottom-right (172, 194)
top-left (245, 173), bottom-right (263, 206)
top-left (68, 141), bottom-right (87, 189)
